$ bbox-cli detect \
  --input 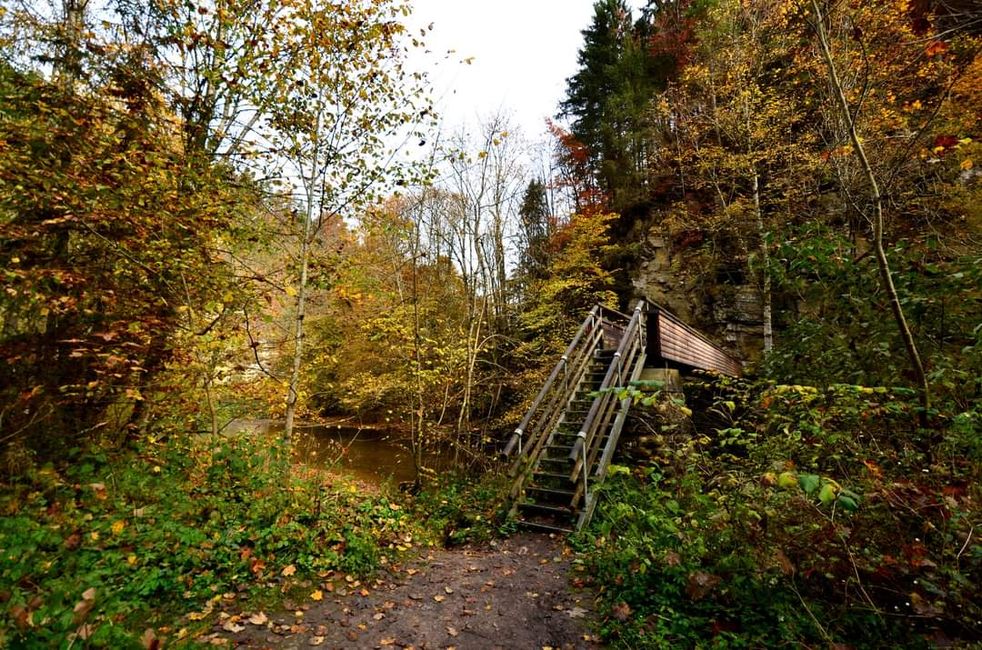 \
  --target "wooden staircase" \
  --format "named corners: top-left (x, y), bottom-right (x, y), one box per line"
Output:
top-left (501, 299), bottom-right (741, 534)
top-left (502, 302), bottom-right (647, 533)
